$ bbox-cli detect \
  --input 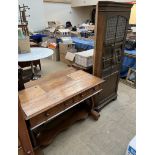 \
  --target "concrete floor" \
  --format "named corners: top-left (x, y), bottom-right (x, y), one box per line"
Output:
top-left (39, 58), bottom-right (136, 155)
